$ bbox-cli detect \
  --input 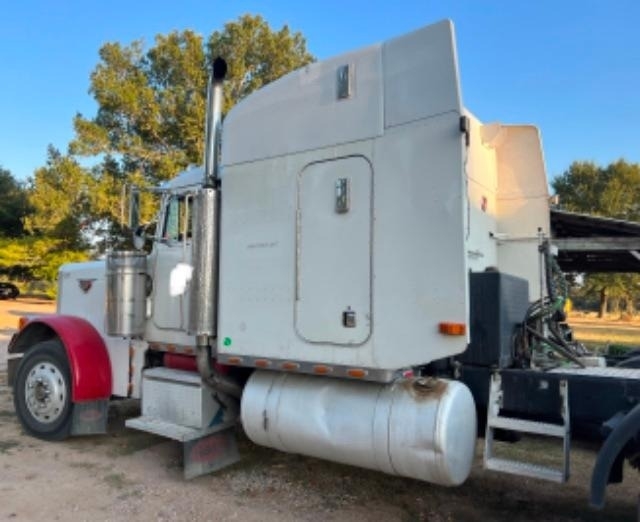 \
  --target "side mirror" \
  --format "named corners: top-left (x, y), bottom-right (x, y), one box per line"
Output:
top-left (132, 222), bottom-right (157, 251)
top-left (133, 225), bottom-right (146, 250)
